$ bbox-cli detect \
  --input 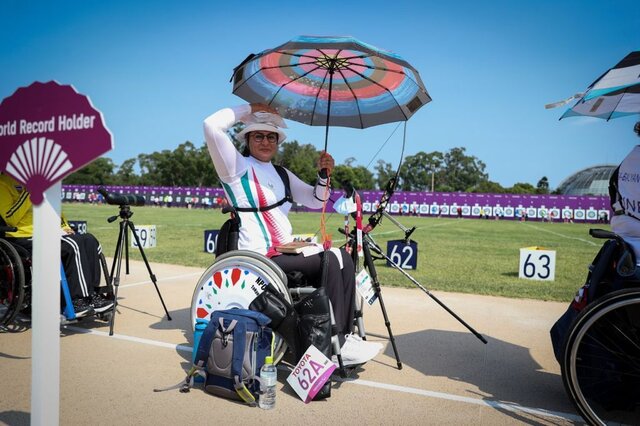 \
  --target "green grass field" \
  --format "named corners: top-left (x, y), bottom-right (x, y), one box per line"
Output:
top-left (63, 203), bottom-right (608, 303)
